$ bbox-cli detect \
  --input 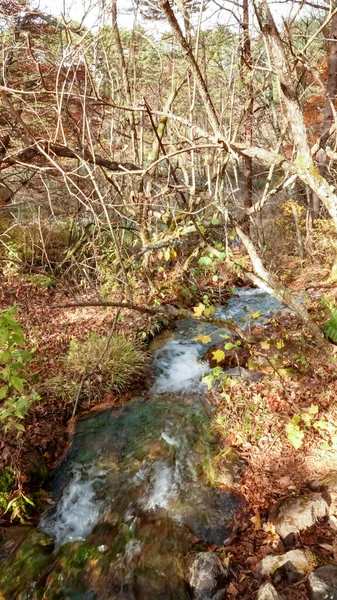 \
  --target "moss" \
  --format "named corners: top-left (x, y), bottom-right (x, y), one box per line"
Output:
top-left (0, 467), bottom-right (15, 511)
